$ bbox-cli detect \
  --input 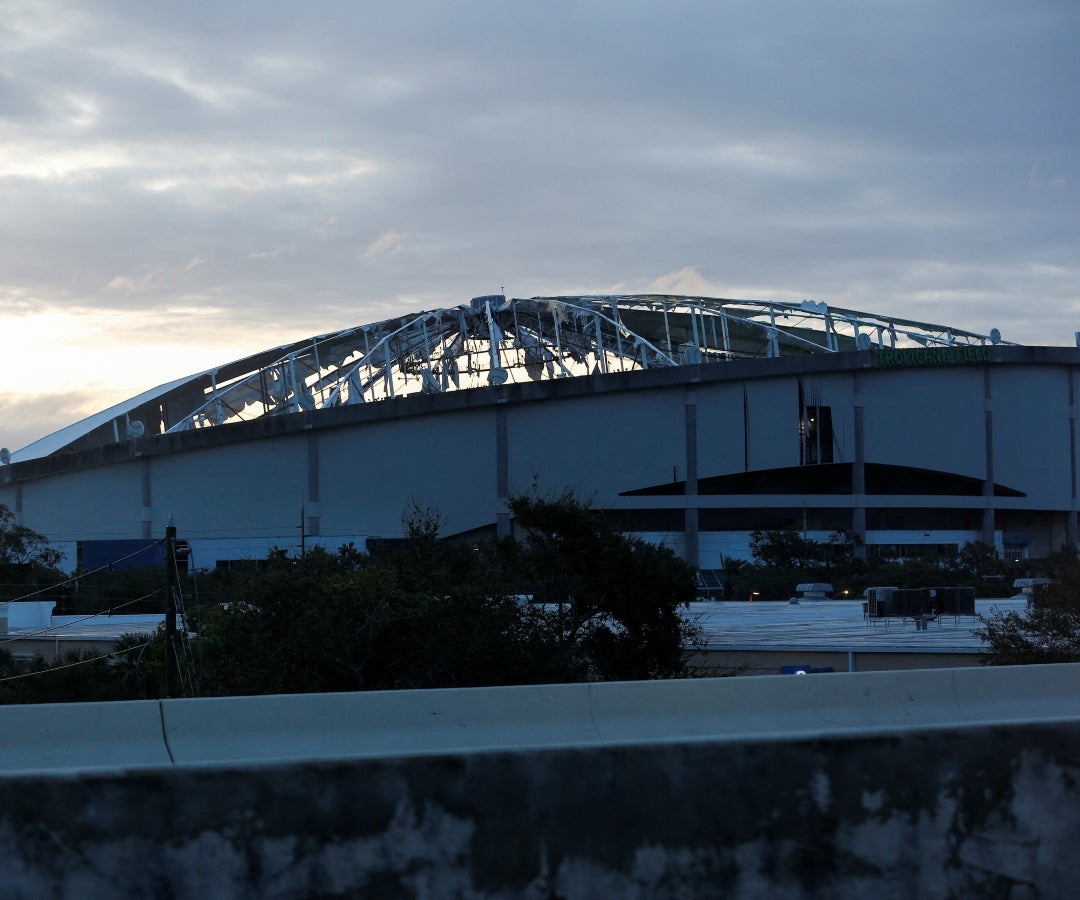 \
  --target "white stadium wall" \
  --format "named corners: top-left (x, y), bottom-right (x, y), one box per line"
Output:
top-left (989, 367), bottom-right (1072, 508)
top-left (861, 367), bottom-right (987, 478)
top-left (2, 346), bottom-right (1079, 570)
top-left (507, 389), bottom-right (685, 499)
top-left (695, 381), bottom-right (747, 475)
top-left (152, 436), bottom-right (310, 541)
top-left (743, 378), bottom-right (798, 471)
top-left (318, 411), bottom-right (498, 540)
